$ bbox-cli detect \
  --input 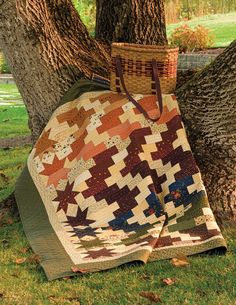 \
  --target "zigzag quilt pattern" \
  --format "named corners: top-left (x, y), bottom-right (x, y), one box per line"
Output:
top-left (21, 88), bottom-right (226, 279)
